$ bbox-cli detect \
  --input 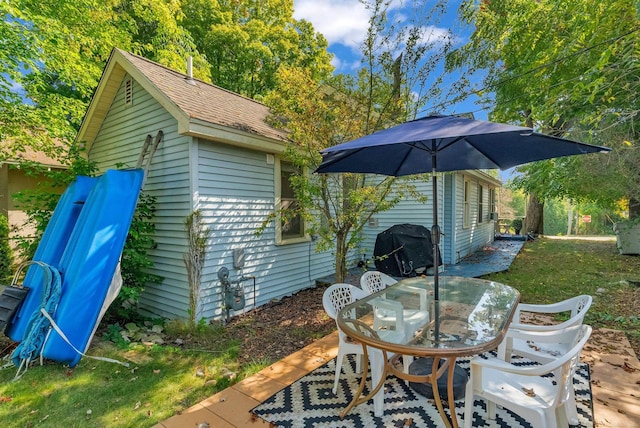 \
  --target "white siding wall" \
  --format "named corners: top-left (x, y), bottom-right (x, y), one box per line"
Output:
top-left (196, 142), bottom-right (336, 320)
top-left (88, 75), bottom-right (192, 319)
top-left (89, 76), bottom-right (342, 321)
top-left (451, 174), bottom-right (495, 263)
top-left (358, 172), bottom-right (497, 268)
top-left (359, 175), bottom-right (445, 264)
